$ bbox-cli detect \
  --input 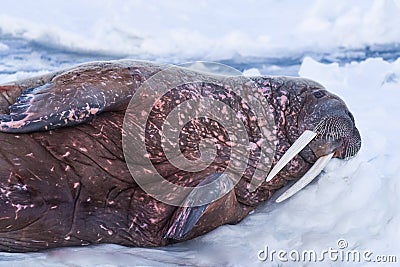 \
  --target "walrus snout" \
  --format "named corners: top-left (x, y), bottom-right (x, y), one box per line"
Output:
top-left (304, 112), bottom-right (360, 160)
top-left (298, 90), bottom-right (361, 160)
